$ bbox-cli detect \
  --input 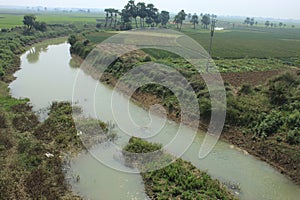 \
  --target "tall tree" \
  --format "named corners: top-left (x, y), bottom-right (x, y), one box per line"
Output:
top-left (187, 13), bottom-right (192, 21)
top-left (265, 20), bottom-right (270, 27)
top-left (125, 0), bottom-right (138, 28)
top-left (160, 11), bottom-right (170, 27)
top-left (114, 9), bottom-right (119, 29)
top-left (109, 9), bottom-right (114, 27)
top-left (145, 4), bottom-right (156, 27)
top-left (137, 2), bottom-right (147, 27)
top-left (279, 22), bottom-right (283, 28)
top-left (206, 14), bottom-right (217, 72)
top-left (190, 13), bottom-right (199, 29)
top-left (23, 14), bottom-right (36, 30)
top-left (201, 14), bottom-right (210, 29)
top-left (250, 18), bottom-right (255, 26)
top-left (177, 10), bottom-right (187, 31)
top-left (120, 8), bottom-right (132, 30)
top-left (153, 11), bottom-right (161, 27)
top-left (104, 9), bottom-right (109, 27)
top-left (173, 15), bottom-right (180, 29)
top-left (244, 17), bottom-right (251, 26)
